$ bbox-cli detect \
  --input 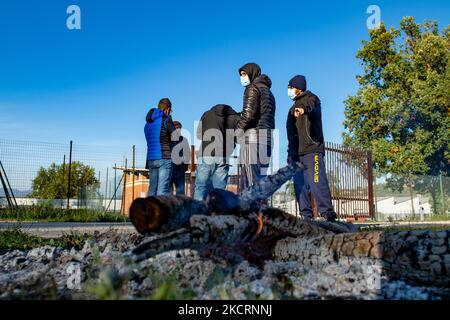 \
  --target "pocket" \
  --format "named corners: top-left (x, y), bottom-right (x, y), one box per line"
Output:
top-left (303, 117), bottom-right (316, 146)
